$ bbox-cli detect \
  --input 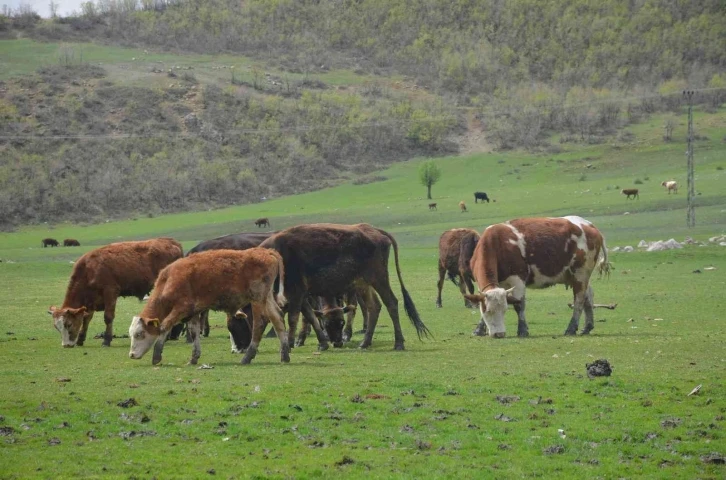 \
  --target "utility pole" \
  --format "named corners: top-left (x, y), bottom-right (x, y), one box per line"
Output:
top-left (683, 90), bottom-right (695, 228)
